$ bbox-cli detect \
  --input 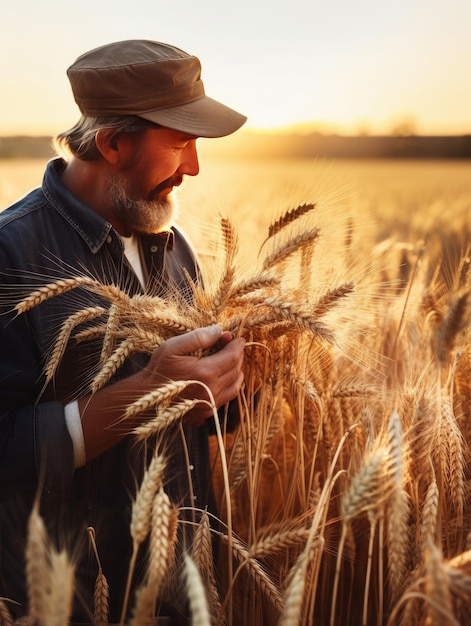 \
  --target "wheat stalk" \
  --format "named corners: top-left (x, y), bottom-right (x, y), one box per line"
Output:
top-left (0, 599), bottom-right (14, 626)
